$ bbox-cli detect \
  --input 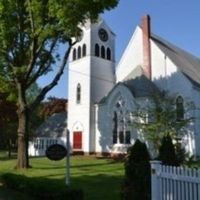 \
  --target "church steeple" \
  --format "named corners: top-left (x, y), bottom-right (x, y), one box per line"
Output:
top-left (68, 19), bottom-right (115, 154)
